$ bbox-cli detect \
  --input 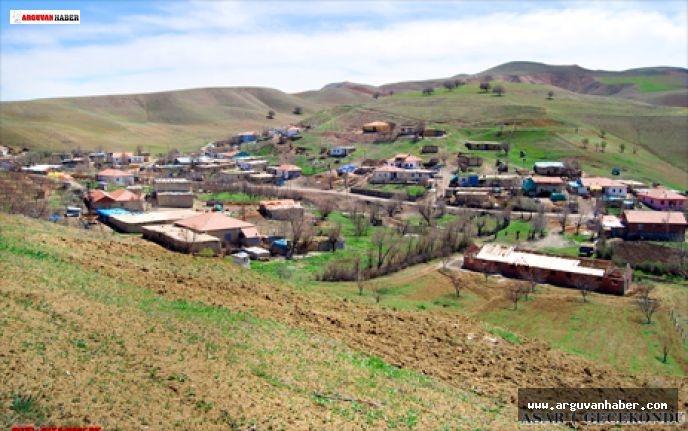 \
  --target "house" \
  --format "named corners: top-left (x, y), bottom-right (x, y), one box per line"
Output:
top-left (422, 128), bottom-right (446, 138)
top-left (636, 188), bottom-right (687, 211)
top-left (599, 215), bottom-right (626, 238)
top-left (464, 141), bottom-right (503, 151)
top-left (284, 127), bottom-right (301, 138)
top-left (21, 164), bottom-right (62, 175)
top-left (0, 146), bottom-right (8, 157)
top-left (371, 166), bottom-right (433, 184)
top-left (107, 209), bottom-right (198, 233)
top-left (154, 178), bottom-right (194, 208)
top-left (218, 169), bottom-right (252, 182)
top-left (421, 145), bottom-right (438, 154)
top-left (387, 153), bottom-right (423, 169)
top-left (216, 150), bottom-right (248, 160)
top-left (480, 175), bottom-right (523, 189)
top-left (578, 177), bottom-right (628, 198)
top-left (86, 189), bottom-right (144, 212)
top-left (259, 200), bottom-right (304, 220)
top-left (238, 131), bottom-right (258, 143)
top-left (398, 125), bottom-right (418, 135)
top-left (533, 162), bottom-right (567, 176)
top-left (142, 224), bottom-right (221, 255)
top-left (621, 210), bottom-right (687, 241)
top-left (362, 121), bottom-right (393, 133)
top-left (238, 158), bottom-right (268, 171)
top-left (174, 212), bottom-right (260, 248)
top-left (275, 164), bottom-right (302, 180)
top-left (96, 168), bottom-right (135, 186)
top-left (463, 243), bottom-right (632, 295)
top-left (523, 176), bottom-right (565, 196)
top-left (174, 156), bottom-right (213, 166)
top-left (457, 153), bottom-right (483, 167)
top-left (108, 152), bottom-right (145, 165)
top-left (330, 146), bottom-right (356, 157)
